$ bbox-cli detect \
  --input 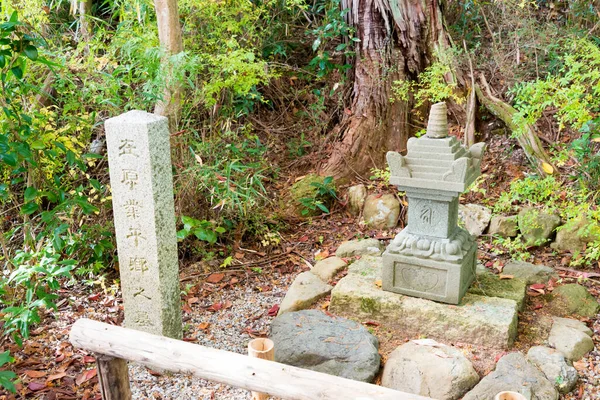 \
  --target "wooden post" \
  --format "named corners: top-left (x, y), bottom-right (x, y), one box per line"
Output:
top-left (96, 355), bottom-right (132, 400)
top-left (248, 339), bottom-right (274, 400)
top-left (70, 318), bottom-right (433, 400)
